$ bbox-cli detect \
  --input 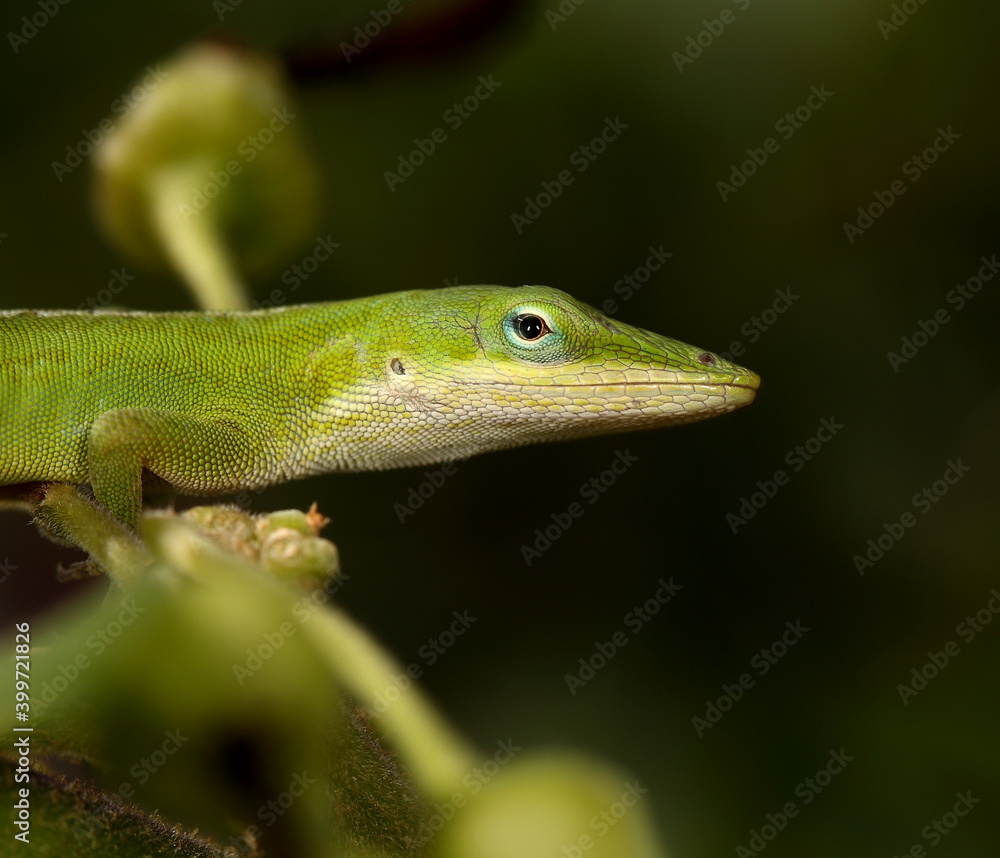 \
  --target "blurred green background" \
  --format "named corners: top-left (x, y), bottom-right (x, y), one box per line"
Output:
top-left (2, 0), bottom-right (998, 855)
